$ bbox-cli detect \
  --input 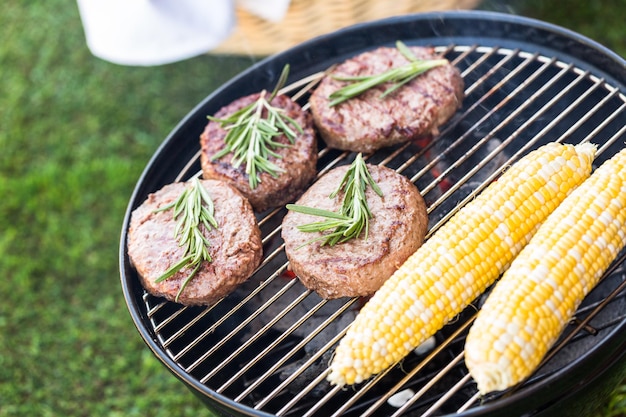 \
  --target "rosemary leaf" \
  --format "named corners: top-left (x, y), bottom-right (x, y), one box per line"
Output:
top-left (153, 177), bottom-right (218, 302)
top-left (284, 205), bottom-right (351, 220)
top-left (287, 153), bottom-right (383, 247)
top-left (154, 255), bottom-right (193, 284)
top-left (208, 65), bottom-right (303, 189)
top-left (328, 41), bottom-right (448, 106)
